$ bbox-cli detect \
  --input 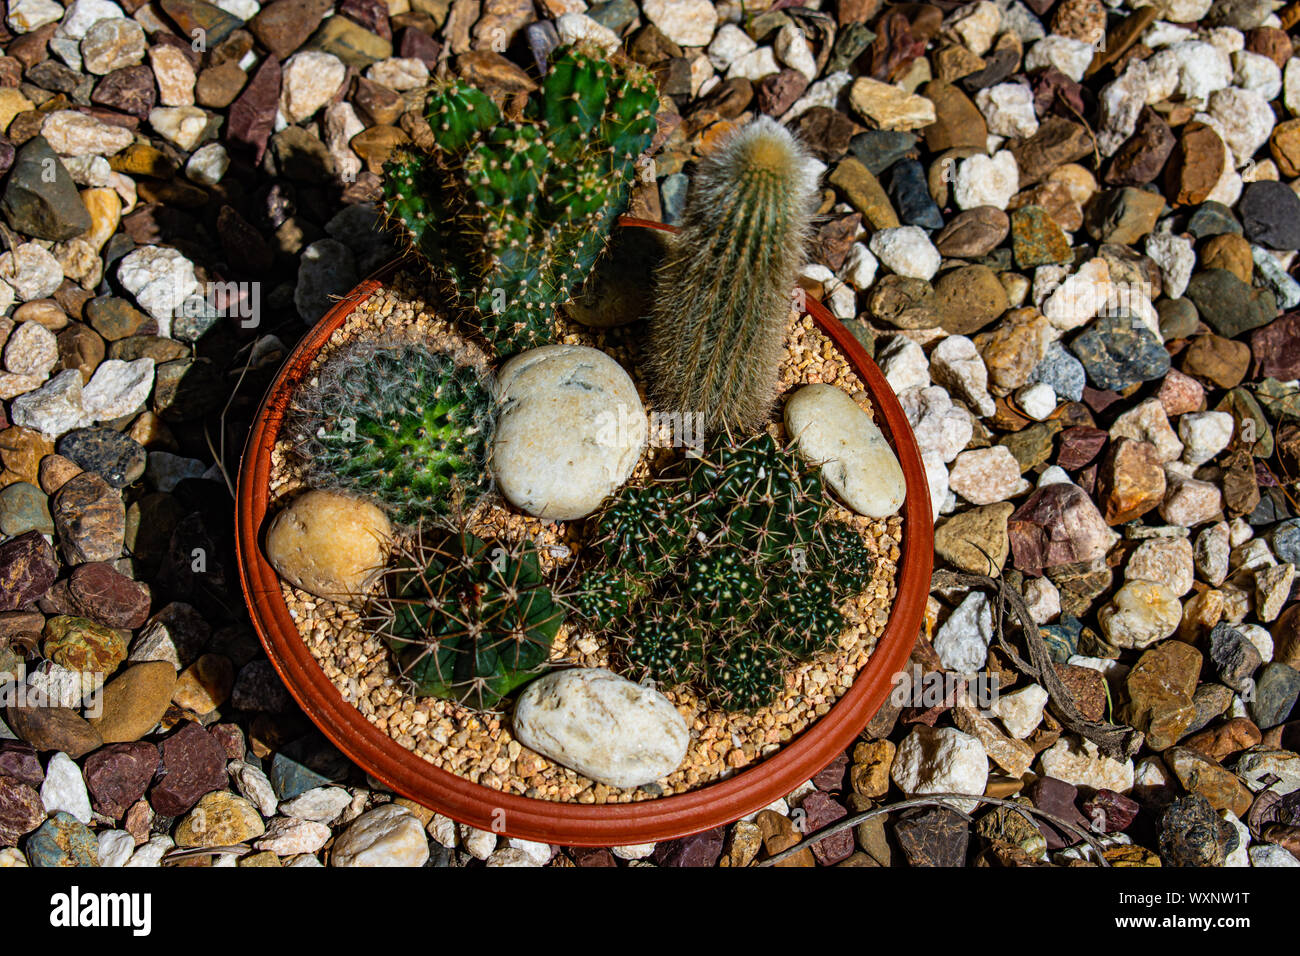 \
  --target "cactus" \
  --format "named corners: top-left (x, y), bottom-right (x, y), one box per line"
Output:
top-left (814, 521), bottom-right (877, 594)
top-left (371, 530), bottom-right (565, 711)
top-left (761, 573), bottom-right (844, 657)
top-left (382, 43), bottom-right (659, 357)
top-left (571, 433), bottom-right (878, 711)
top-left (646, 116), bottom-right (819, 434)
top-left (688, 432), bottom-right (828, 562)
top-left (570, 567), bottom-right (648, 631)
top-left (590, 482), bottom-right (691, 577)
top-left (292, 342), bottom-right (494, 525)
top-left (702, 632), bottom-right (785, 710)
top-left (682, 546), bottom-right (764, 628)
top-left (621, 605), bottom-right (704, 687)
